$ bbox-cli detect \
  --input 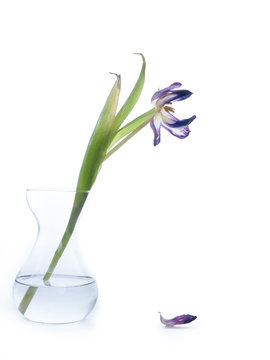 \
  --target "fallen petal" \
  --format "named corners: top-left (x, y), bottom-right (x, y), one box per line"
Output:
top-left (159, 312), bottom-right (197, 326)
